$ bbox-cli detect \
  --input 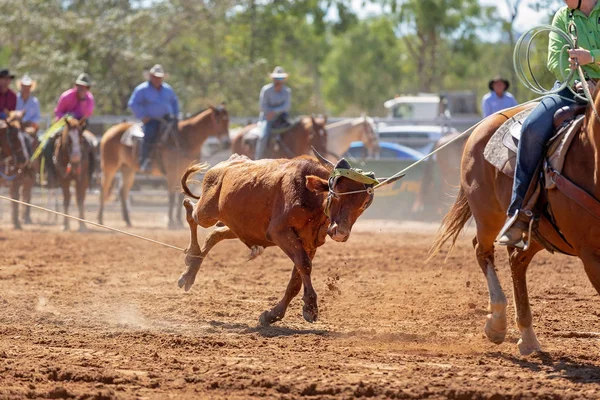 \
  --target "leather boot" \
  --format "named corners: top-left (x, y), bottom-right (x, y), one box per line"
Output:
top-left (497, 219), bottom-right (529, 247)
